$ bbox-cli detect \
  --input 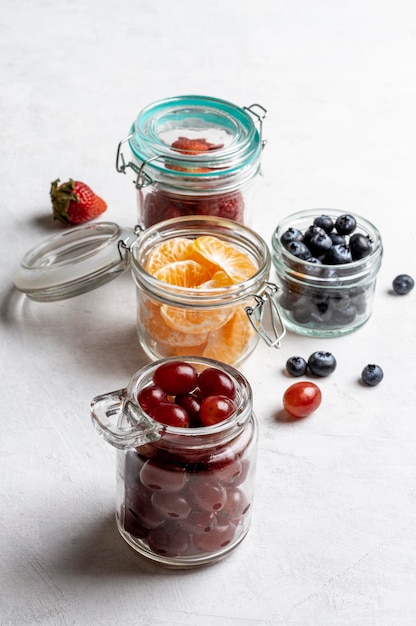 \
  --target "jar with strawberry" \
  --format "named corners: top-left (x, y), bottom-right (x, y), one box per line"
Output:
top-left (116, 95), bottom-right (266, 228)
